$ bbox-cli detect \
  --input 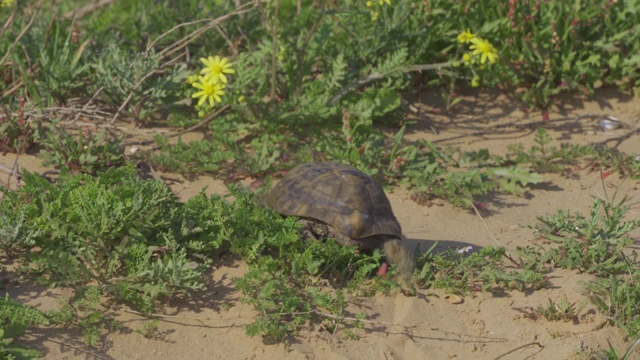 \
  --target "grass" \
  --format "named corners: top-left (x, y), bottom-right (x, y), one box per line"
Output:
top-left (1, 0), bottom-right (640, 355)
top-left (518, 195), bottom-right (640, 339)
